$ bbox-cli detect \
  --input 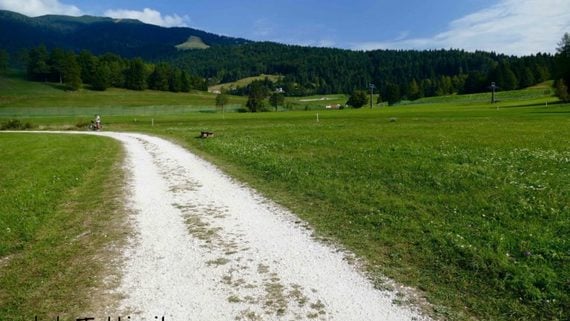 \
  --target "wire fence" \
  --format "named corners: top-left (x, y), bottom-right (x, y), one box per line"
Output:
top-left (0, 104), bottom-right (245, 118)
